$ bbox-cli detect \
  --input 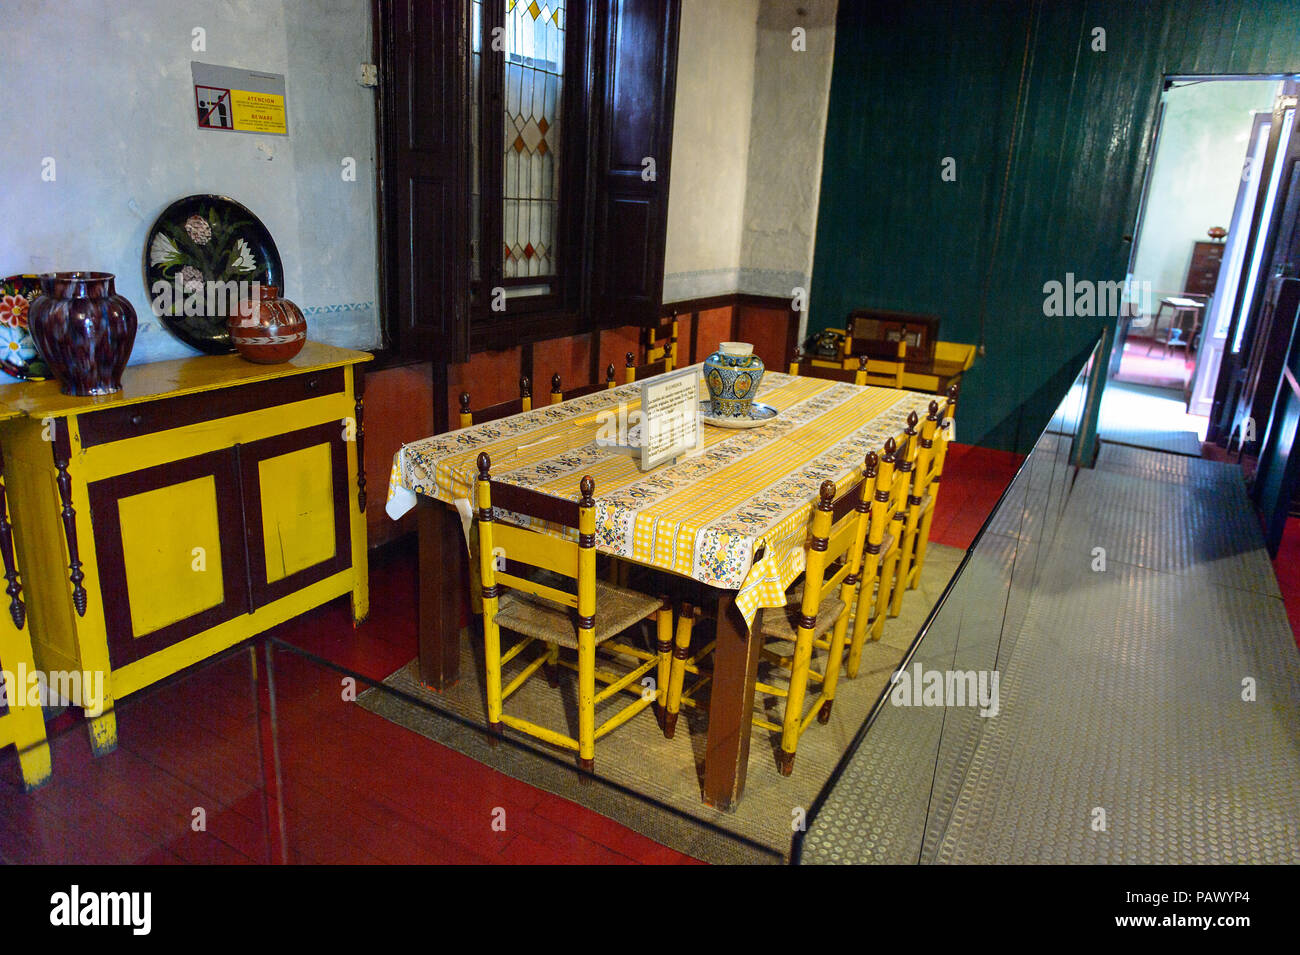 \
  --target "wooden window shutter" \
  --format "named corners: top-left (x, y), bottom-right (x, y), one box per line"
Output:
top-left (589, 0), bottom-right (680, 330)
top-left (377, 0), bottom-right (472, 364)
